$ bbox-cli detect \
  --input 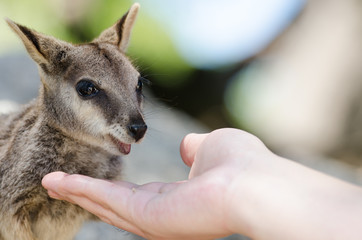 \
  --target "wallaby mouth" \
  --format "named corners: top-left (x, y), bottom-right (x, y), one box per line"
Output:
top-left (109, 135), bottom-right (131, 155)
